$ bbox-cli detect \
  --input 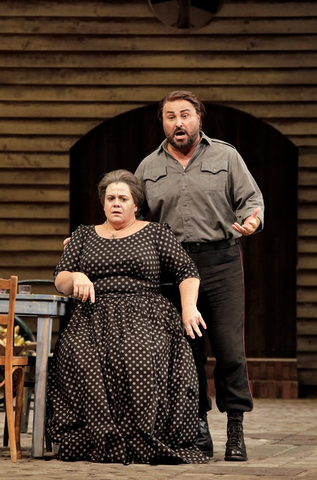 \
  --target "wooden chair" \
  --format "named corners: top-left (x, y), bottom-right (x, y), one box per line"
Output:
top-left (3, 279), bottom-right (57, 453)
top-left (0, 276), bottom-right (28, 462)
